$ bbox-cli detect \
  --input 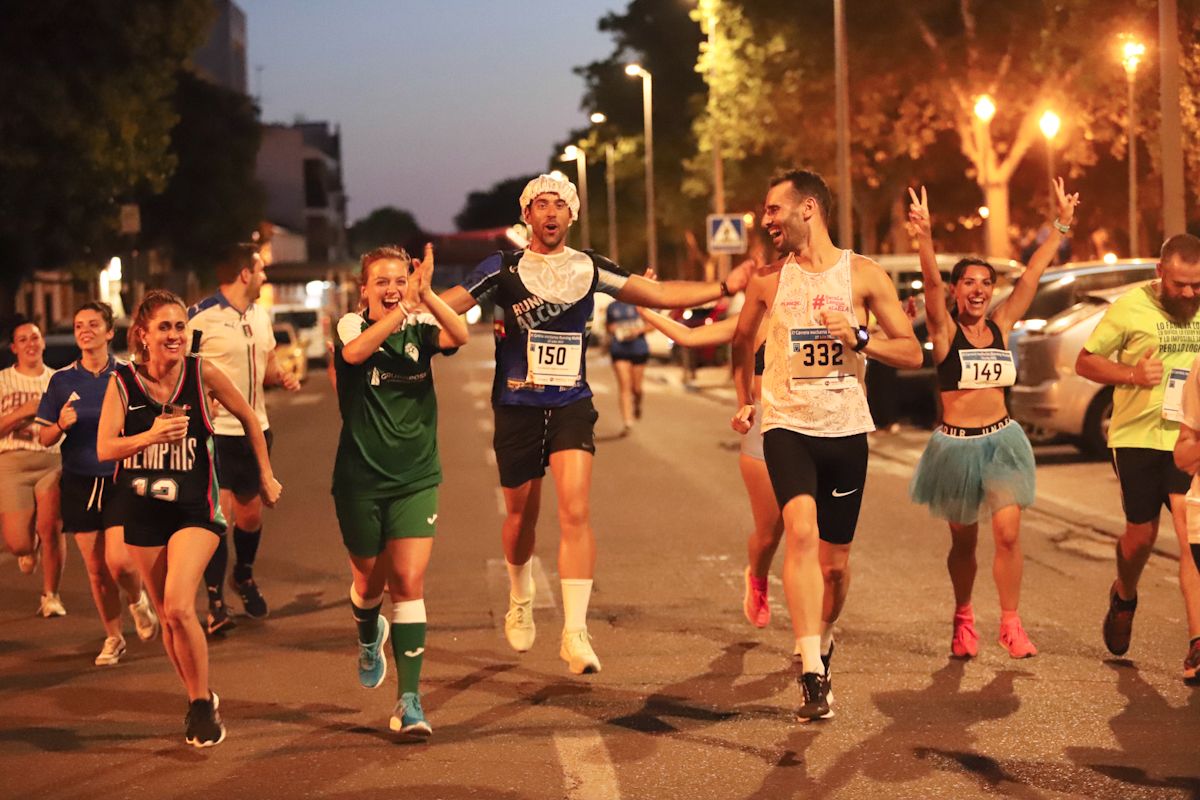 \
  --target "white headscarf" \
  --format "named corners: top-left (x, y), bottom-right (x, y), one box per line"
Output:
top-left (519, 174), bottom-right (580, 222)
